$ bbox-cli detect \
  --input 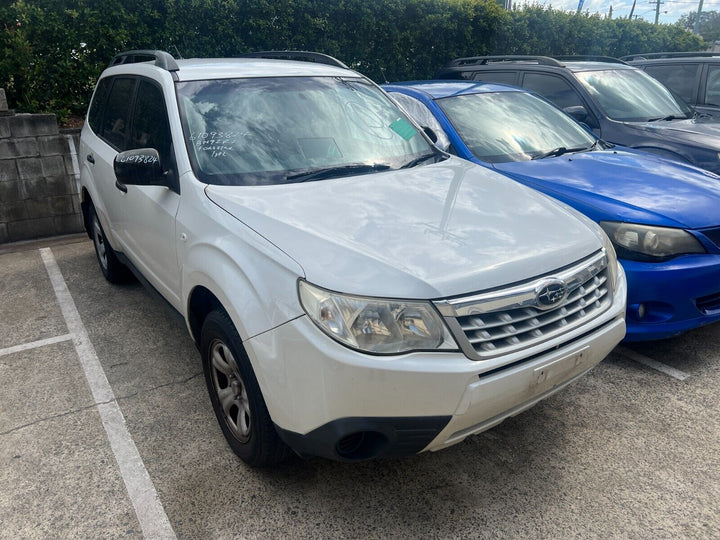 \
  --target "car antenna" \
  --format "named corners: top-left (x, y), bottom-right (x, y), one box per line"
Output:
top-left (379, 65), bottom-right (389, 84)
top-left (172, 44), bottom-right (184, 60)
